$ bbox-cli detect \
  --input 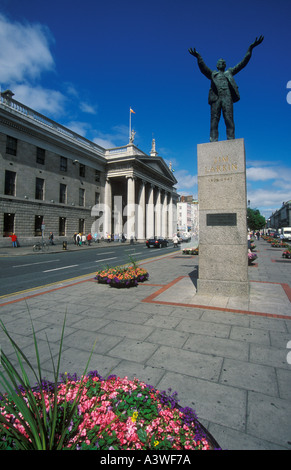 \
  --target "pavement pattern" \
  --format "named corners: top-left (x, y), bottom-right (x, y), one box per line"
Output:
top-left (0, 238), bottom-right (290, 450)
